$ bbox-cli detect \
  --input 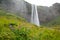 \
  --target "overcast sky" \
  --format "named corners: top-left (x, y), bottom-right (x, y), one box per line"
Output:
top-left (25, 0), bottom-right (60, 7)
